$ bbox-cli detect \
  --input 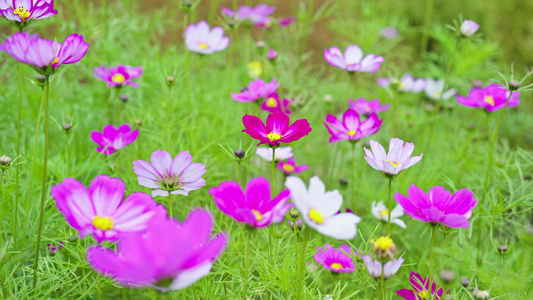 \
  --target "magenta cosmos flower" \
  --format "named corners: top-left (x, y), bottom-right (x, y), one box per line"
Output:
top-left (231, 78), bottom-right (279, 103)
top-left (242, 112), bottom-right (312, 147)
top-left (397, 272), bottom-right (444, 300)
top-left (185, 20), bottom-right (229, 55)
top-left (349, 97), bottom-right (390, 115)
top-left (133, 149), bottom-right (206, 197)
top-left (51, 175), bottom-right (166, 243)
top-left (395, 185), bottom-right (478, 228)
top-left (314, 244), bottom-right (355, 273)
top-left (0, 0), bottom-right (57, 27)
top-left (90, 124), bottom-right (139, 155)
top-left (324, 45), bottom-right (384, 73)
top-left (324, 109), bottom-right (382, 143)
top-left (363, 256), bottom-right (404, 279)
top-left (93, 65), bottom-right (143, 88)
top-left (210, 177), bottom-right (292, 228)
top-left (456, 84), bottom-right (520, 112)
top-left (87, 209), bottom-right (227, 291)
top-left (277, 157), bottom-right (308, 174)
top-left (260, 93), bottom-right (293, 115)
top-left (1, 32), bottom-right (88, 75)
top-left (364, 138), bottom-right (423, 178)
